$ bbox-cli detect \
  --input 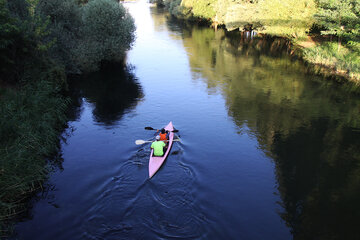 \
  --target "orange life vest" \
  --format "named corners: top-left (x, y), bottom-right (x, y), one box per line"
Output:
top-left (159, 133), bottom-right (167, 141)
